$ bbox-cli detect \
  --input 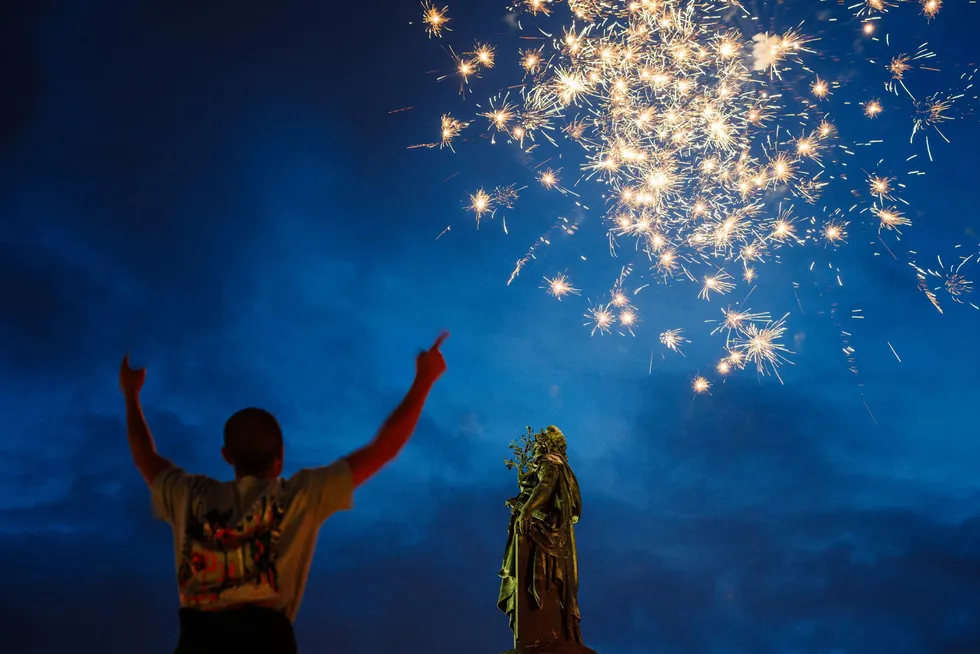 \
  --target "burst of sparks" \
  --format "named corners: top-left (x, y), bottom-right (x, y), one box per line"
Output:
top-left (874, 206), bottom-right (911, 232)
top-left (419, 0), bottom-right (975, 386)
top-left (945, 273), bottom-right (972, 300)
top-left (660, 328), bottom-right (689, 354)
top-left (710, 307), bottom-right (772, 341)
top-left (868, 175), bottom-right (893, 199)
top-left (692, 375), bottom-right (711, 394)
top-left (422, 2), bottom-right (450, 38)
top-left (699, 271), bottom-right (736, 301)
top-left (912, 255), bottom-right (976, 307)
top-left (824, 221), bottom-right (847, 245)
top-left (921, 0), bottom-right (941, 19)
top-left (863, 99), bottom-right (883, 118)
top-left (468, 188), bottom-right (493, 224)
top-left (472, 42), bottom-right (496, 68)
top-left (543, 273), bottom-right (580, 300)
top-left (729, 314), bottom-right (795, 376)
top-left (521, 47), bottom-right (544, 73)
top-left (586, 304), bottom-right (615, 335)
top-left (538, 168), bottom-right (559, 189)
top-left (440, 113), bottom-right (466, 149)
top-left (888, 55), bottom-right (911, 80)
top-left (811, 77), bottom-right (830, 99)
top-left (526, 0), bottom-right (552, 16)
